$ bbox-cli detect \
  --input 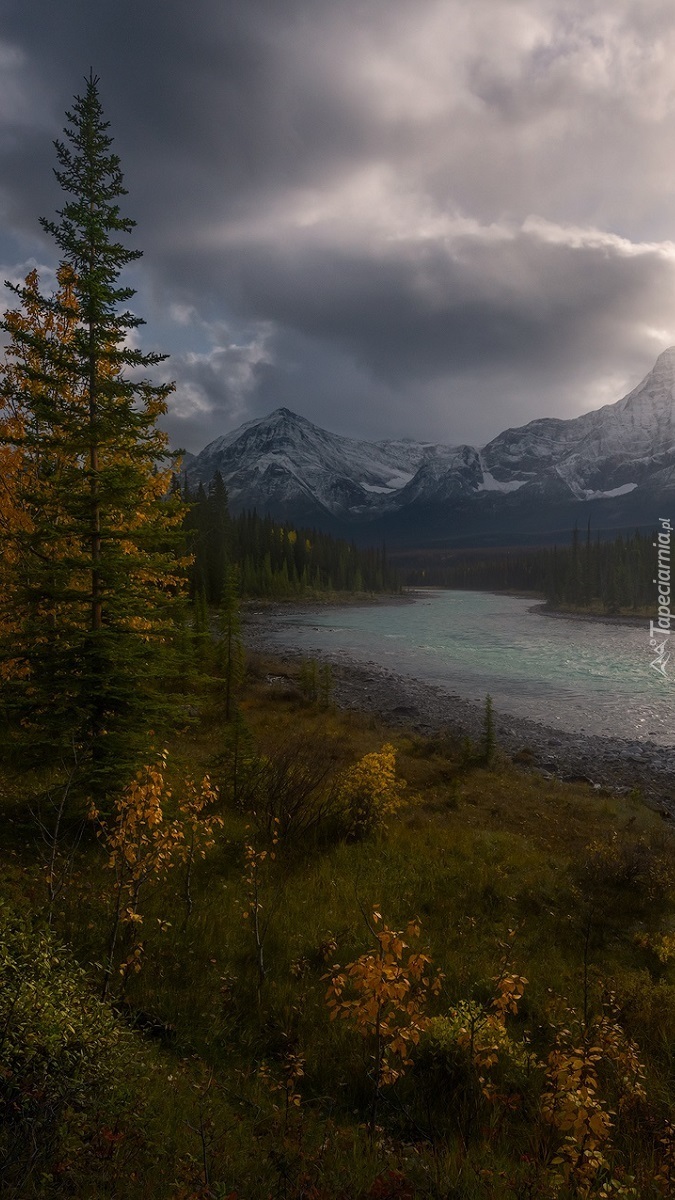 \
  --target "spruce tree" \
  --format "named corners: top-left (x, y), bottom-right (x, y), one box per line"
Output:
top-left (220, 564), bottom-right (243, 721)
top-left (206, 472), bottom-right (230, 604)
top-left (0, 75), bottom-right (186, 797)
